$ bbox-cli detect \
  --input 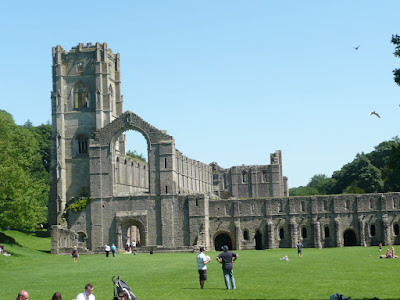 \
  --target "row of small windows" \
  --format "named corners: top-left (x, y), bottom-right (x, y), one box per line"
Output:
top-left (116, 157), bottom-right (146, 169)
top-left (275, 224), bottom-right (400, 240)
top-left (241, 171), bottom-right (269, 183)
top-left (278, 226), bottom-right (330, 239)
